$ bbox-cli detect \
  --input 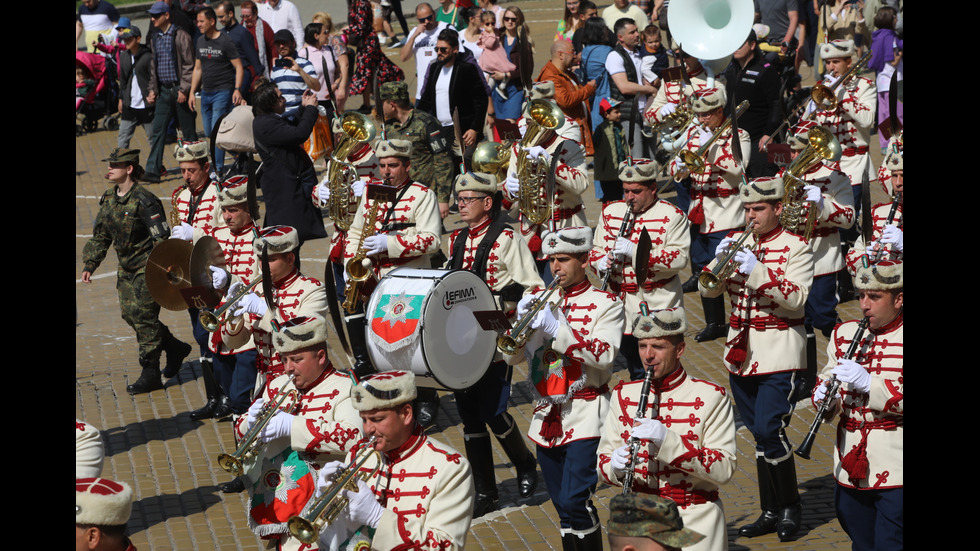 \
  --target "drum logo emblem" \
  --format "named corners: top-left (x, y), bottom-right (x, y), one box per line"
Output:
top-left (443, 286), bottom-right (477, 310)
